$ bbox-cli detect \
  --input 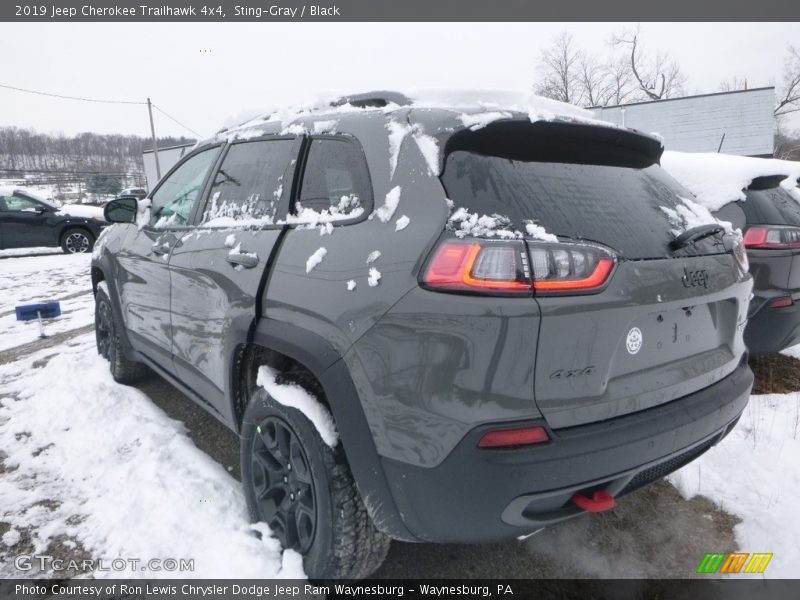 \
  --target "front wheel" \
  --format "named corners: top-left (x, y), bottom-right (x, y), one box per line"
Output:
top-left (241, 387), bottom-right (390, 579)
top-left (61, 228), bottom-right (94, 253)
top-left (95, 282), bottom-right (148, 384)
